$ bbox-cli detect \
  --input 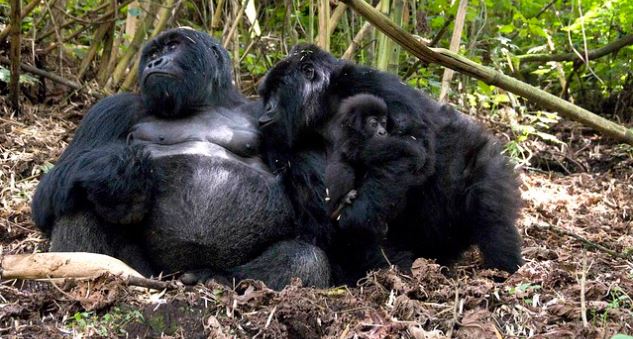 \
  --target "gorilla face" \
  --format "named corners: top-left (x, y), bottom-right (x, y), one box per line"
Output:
top-left (338, 94), bottom-right (389, 140)
top-left (138, 28), bottom-right (235, 118)
top-left (257, 44), bottom-right (340, 147)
